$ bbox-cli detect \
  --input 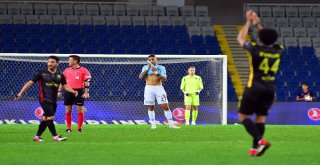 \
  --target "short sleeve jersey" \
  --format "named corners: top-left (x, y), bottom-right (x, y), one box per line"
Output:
top-left (141, 65), bottom-right (167, 78)
top-left (31, 70), bottom-right (66, 103)
top-left (63, 67), bottom-right (91, 89)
